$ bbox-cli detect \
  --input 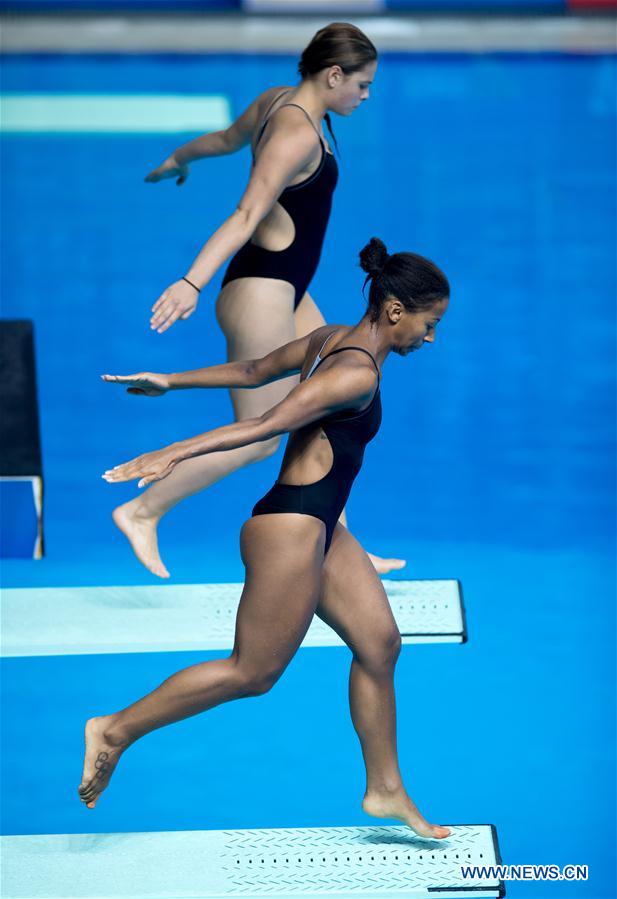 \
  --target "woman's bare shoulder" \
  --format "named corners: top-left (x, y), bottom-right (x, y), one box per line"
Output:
top-left (255, 88), bottom-right (317, 142)
top-left (255, 85), bottom-right (293, 114)
top-left (228, 86), bottom-right (296, 154)
top-left (305, 325), bottom-right (350, 358)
